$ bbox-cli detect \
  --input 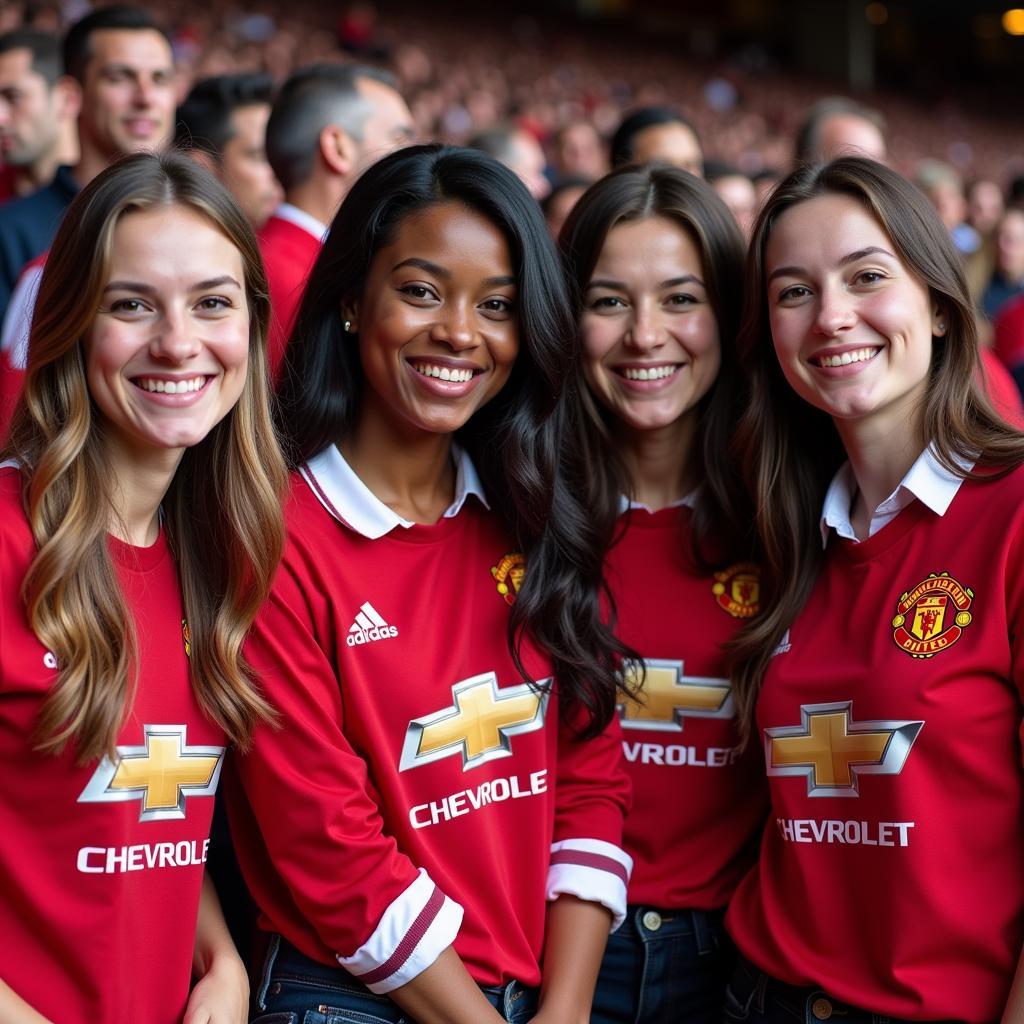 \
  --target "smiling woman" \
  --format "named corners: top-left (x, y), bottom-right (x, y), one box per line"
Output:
top-left (0, 152), bottom-right (286, 1024)
top-left (229, 144), bottom-right (633, 1024)
top-left (724, 158), bottom-right (1024, 1023)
